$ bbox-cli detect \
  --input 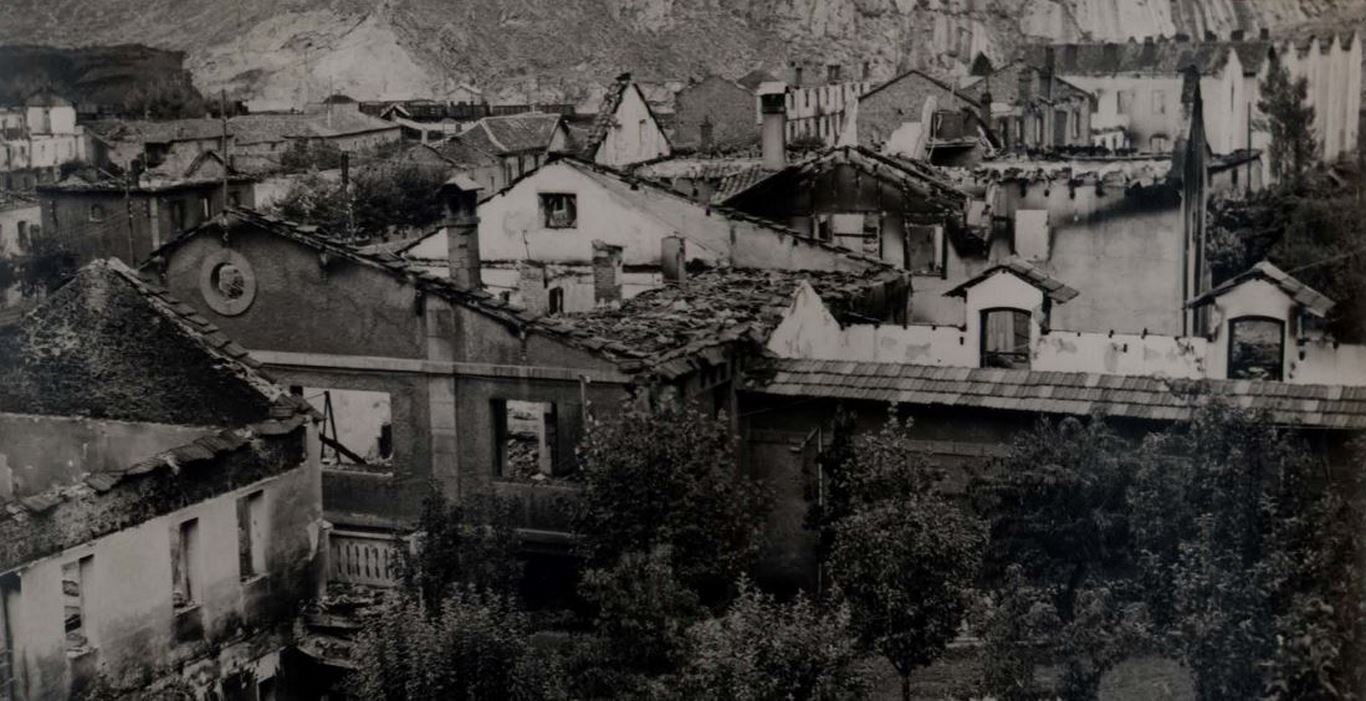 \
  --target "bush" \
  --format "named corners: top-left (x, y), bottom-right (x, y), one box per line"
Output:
top-left (400, 487), bottom-right (523, 605)
top-left (675, 579), bottom-right (871, 700)
top-left (573, 403), bottom-right (768, 600)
